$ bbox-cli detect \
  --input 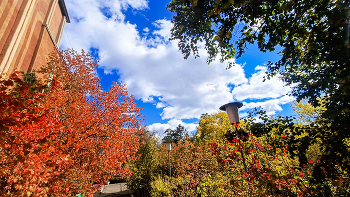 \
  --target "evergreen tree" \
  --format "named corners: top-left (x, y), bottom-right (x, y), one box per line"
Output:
top-left (164, 124), bottom-right (187, 144)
